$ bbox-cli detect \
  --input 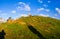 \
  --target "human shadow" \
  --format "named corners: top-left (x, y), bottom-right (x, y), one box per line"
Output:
top-left (0, 30), bottom-right (6, 39)
top-left (28, 24), bottom-right (46, 39)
